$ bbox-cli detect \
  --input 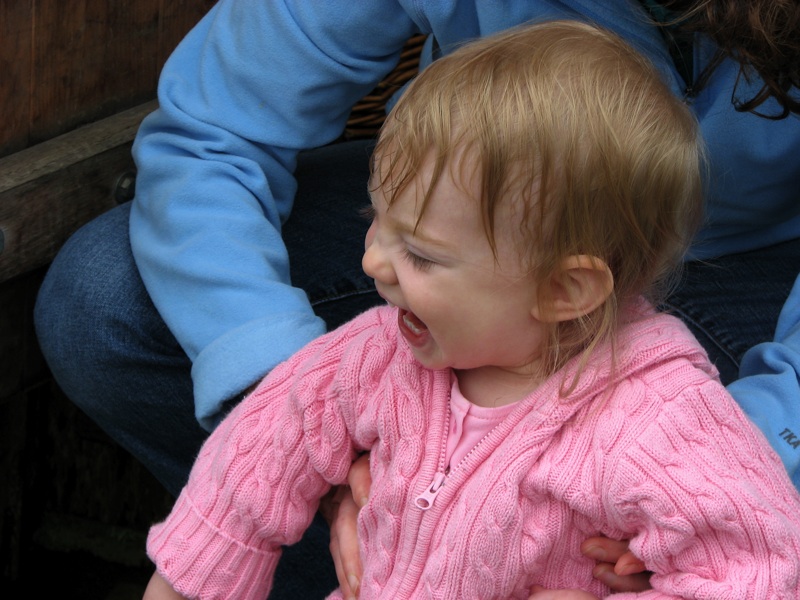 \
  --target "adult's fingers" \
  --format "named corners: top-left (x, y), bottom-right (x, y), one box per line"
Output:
top-left (348, 453), bottom-right (372, 507)
top-left (581, 536), bottom-right (650, 593)
top-left (592, 562), bottom-right (652, 593)
top-left (580, 537), bottom-right (633, 564)
top-left (327, 486), bottom-right (362, 599)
